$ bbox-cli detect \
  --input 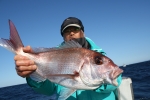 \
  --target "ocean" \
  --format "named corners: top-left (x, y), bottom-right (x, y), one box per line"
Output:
top-left (0, 60), bottom-right (150, 100)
